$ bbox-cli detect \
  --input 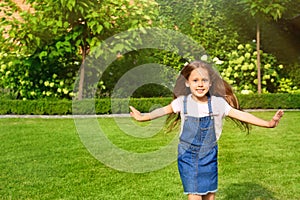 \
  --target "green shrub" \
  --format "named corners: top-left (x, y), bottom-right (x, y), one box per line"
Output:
top-left (0, 94), bottom-right (299, 115)
top-left (0, 100), bottom-right (72, 115)
top-left (236, 94), bottom-right (300, 109)
top-left (215, 43), bottom-right (300, 94)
